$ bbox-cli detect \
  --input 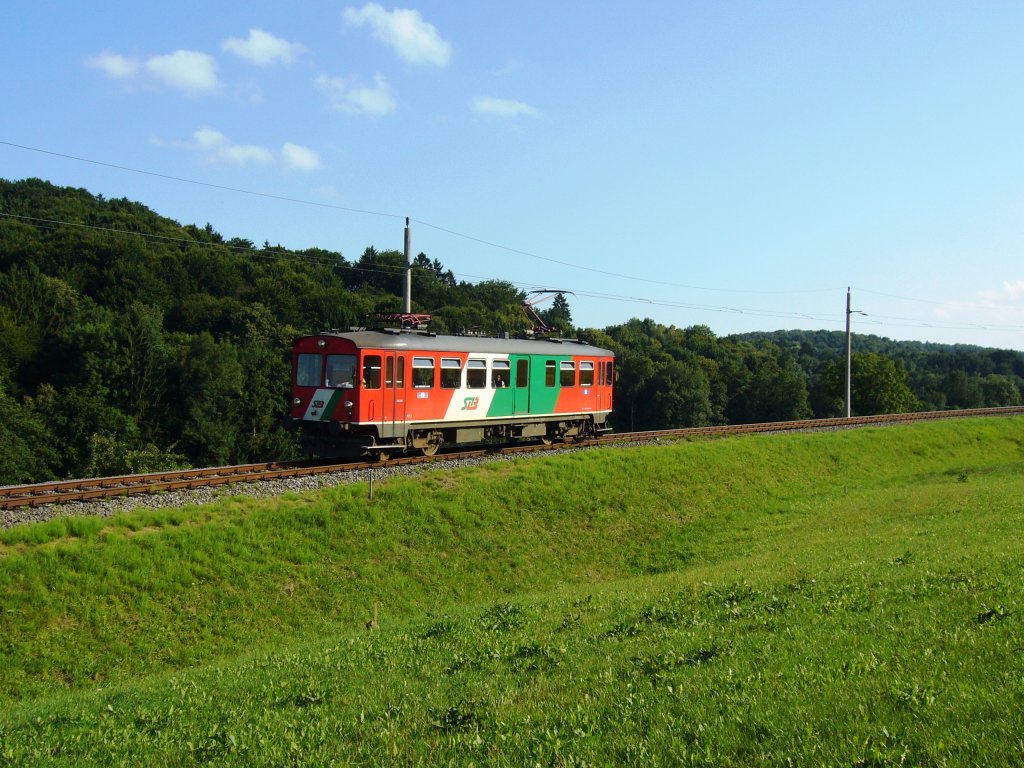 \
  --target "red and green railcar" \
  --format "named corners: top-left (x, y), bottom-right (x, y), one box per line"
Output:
top-left (287, 330), bottom-right (614, 457)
